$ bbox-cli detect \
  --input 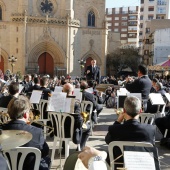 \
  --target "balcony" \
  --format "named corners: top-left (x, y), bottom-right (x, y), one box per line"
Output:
top-left (128, 17), bottom-right (138, 20)
top-left (128, 29), bottom-right (137, 33)
top-left (128, 22), bottom-right (137, 26)
top-left (129, 11), bottom-right (138, 15)
top-left (149, 51), bottom-right (154, 56)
